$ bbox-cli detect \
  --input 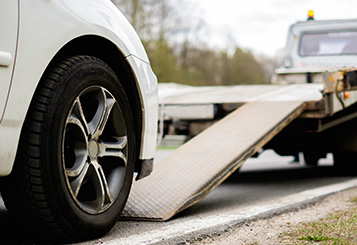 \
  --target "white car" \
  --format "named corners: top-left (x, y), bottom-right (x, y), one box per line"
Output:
top-left (0, 0), bottom-right (158, 241)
